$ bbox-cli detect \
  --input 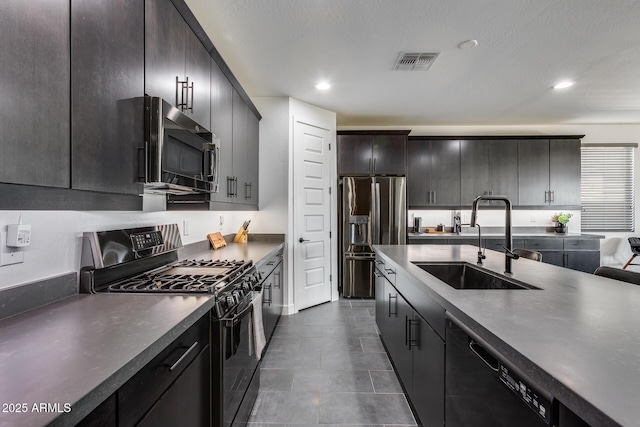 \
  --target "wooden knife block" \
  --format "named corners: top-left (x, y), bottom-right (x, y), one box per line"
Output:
top-left (232, 227), bottom-right (248, 243)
